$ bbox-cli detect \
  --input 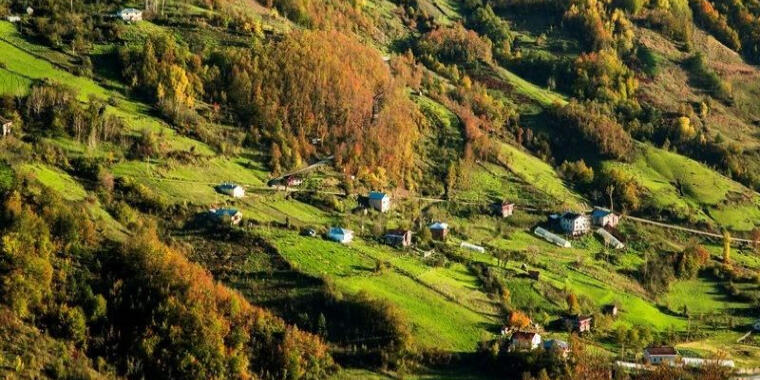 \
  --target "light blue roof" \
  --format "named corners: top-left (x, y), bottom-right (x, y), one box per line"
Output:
top-left (213, 208), bottom-right (239, 217)
top-left (328, 227), bottom-right (351, 235)
top-left (544, 339), bottom-right (568, 350)
top-left (218, 182), bottom-right (239, 190)
top-left (429, 222), bottom-right (448, 230)
top-left (368, 191), bottom-right (387, 200)
top-left (591, 208), bottom-right (612, 218)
